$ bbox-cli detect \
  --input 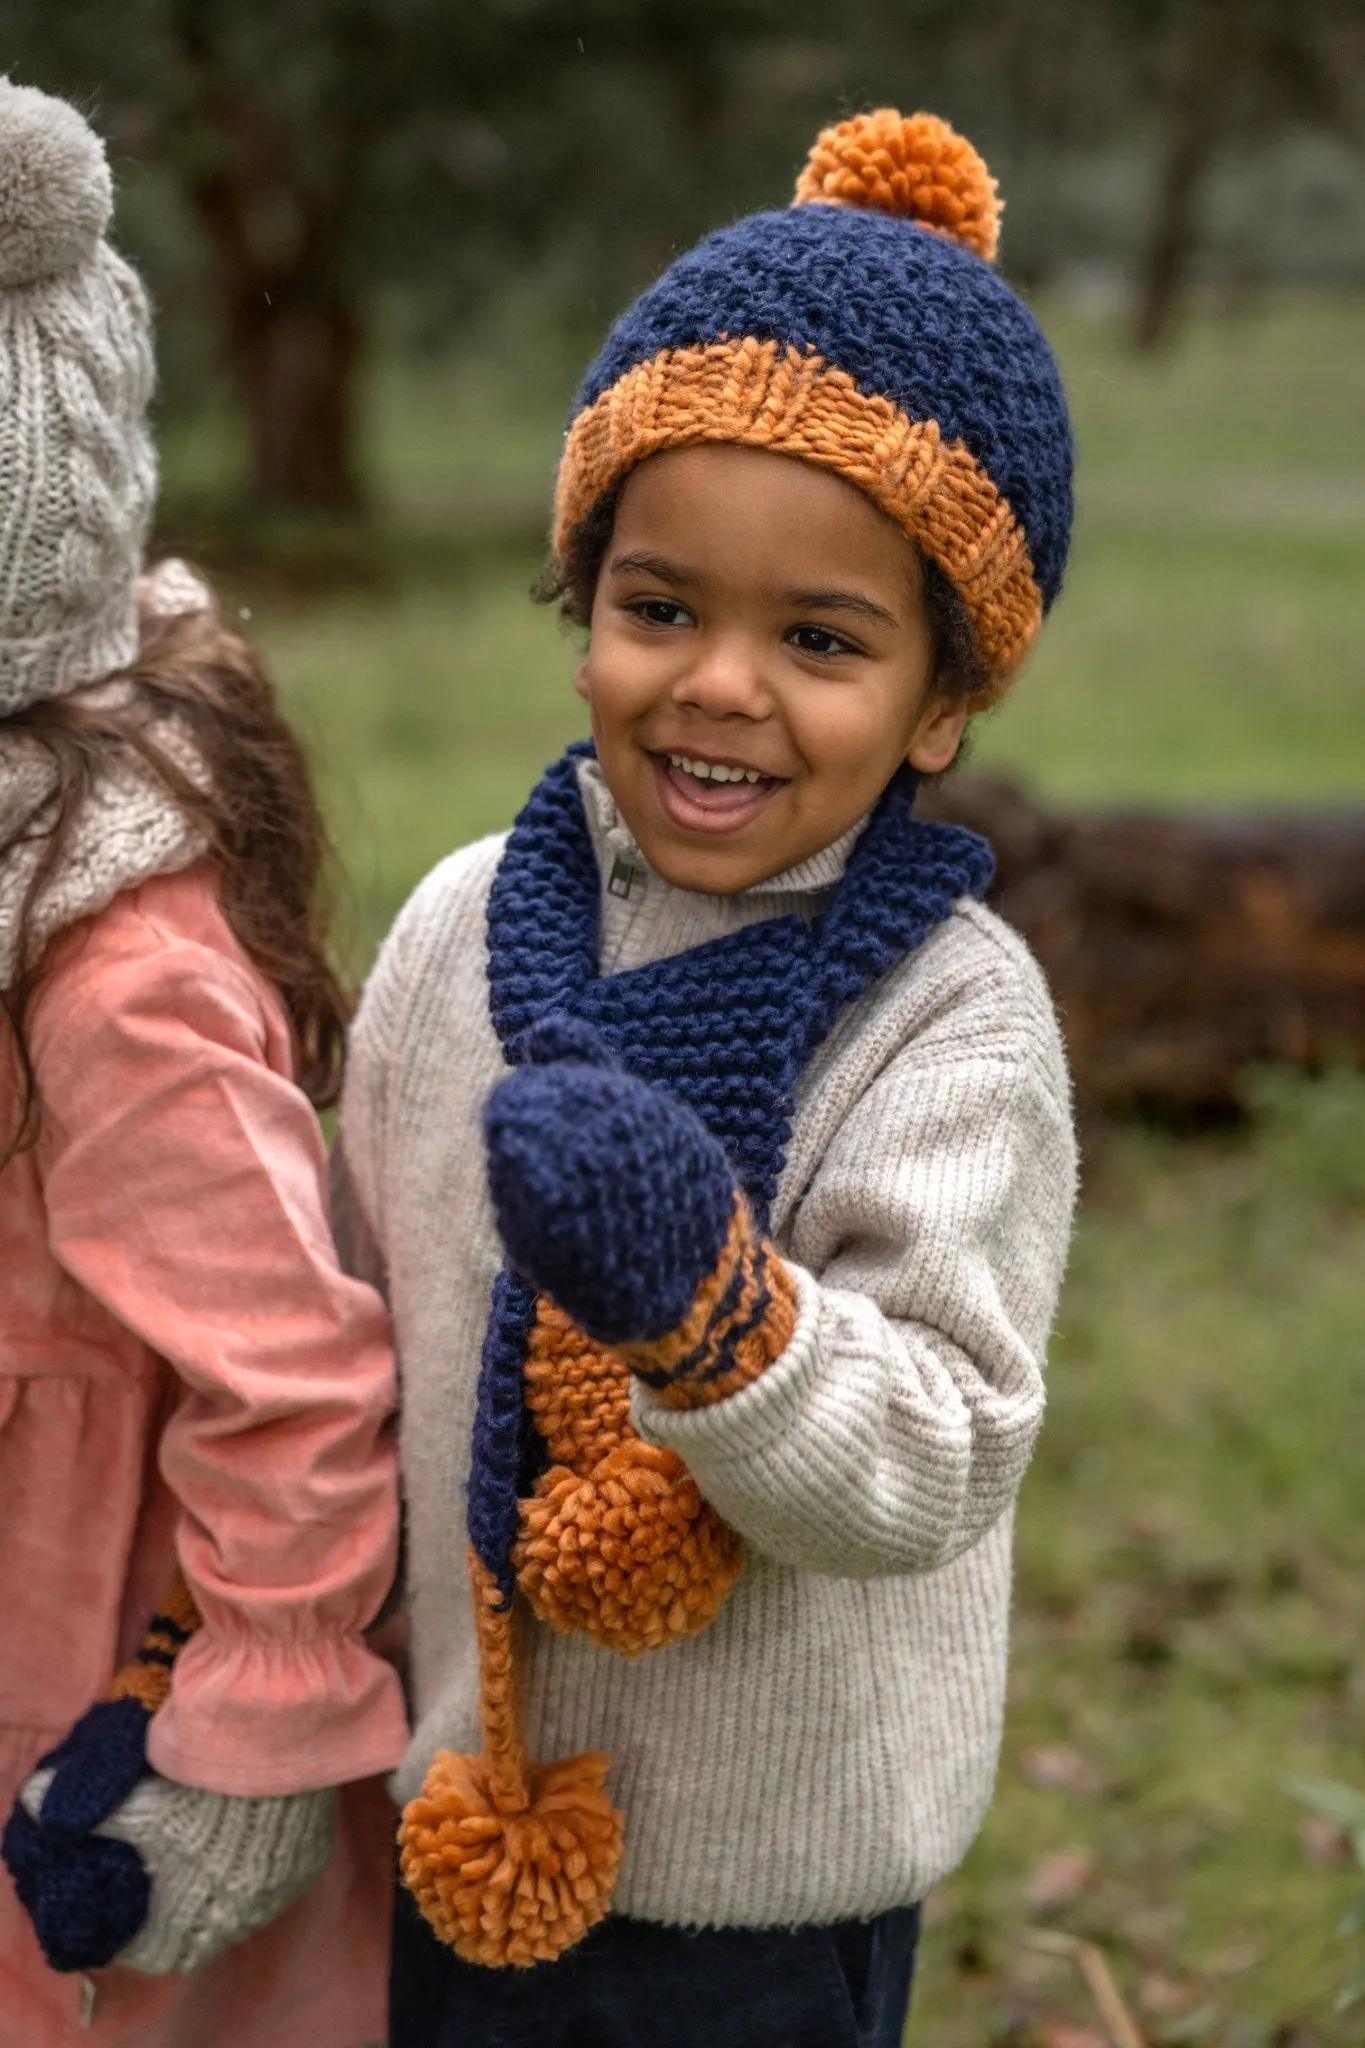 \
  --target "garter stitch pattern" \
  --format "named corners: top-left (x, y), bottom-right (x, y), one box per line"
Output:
top-left (554, 108), bottom-right (1072, 700)
top-left (0, 80), bottom-right (156, 714)
top-left (1, 1578), bottom-right (201, 1972)
top-left (395, 745), bottom-right (993, 1966)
